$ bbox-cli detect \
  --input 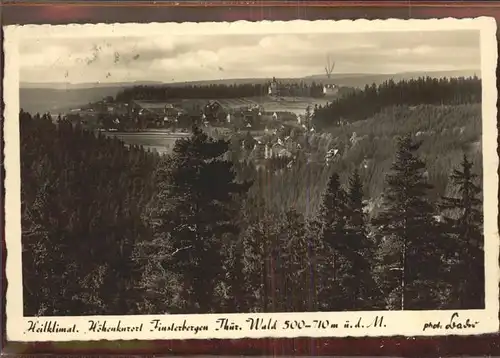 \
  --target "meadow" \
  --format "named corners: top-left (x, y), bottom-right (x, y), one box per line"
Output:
top-left (102, 131), bottom-right (190, 155)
